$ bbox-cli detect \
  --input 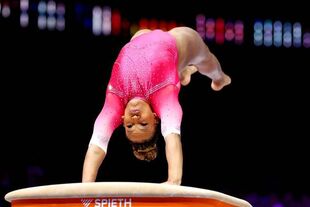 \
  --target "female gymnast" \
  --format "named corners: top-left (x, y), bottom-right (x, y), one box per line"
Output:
top-left (82, 26), bottom-right (231, 185)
